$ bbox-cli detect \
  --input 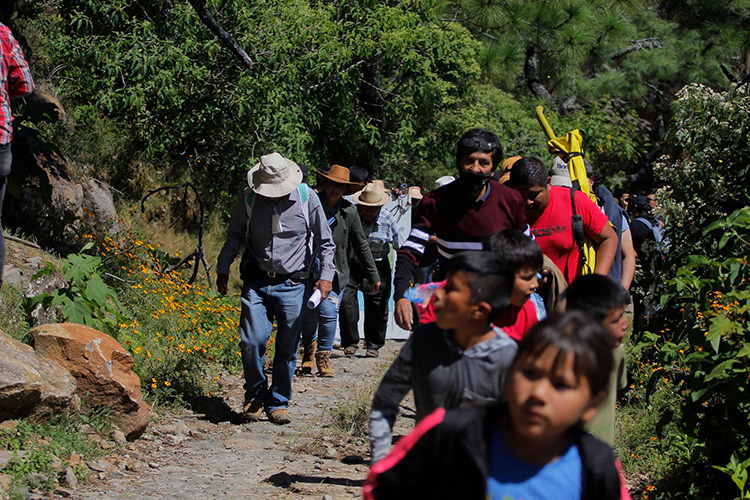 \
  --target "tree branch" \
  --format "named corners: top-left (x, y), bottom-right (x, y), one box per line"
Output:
top-left (607, 38), bottom-right (662, 60)
top-left (187, 0), bottom-right (253, 71)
